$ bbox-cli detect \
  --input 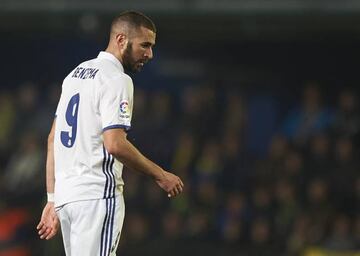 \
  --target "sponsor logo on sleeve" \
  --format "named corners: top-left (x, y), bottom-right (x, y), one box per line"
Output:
top-left (119, 101), bottom-right (130, 118)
